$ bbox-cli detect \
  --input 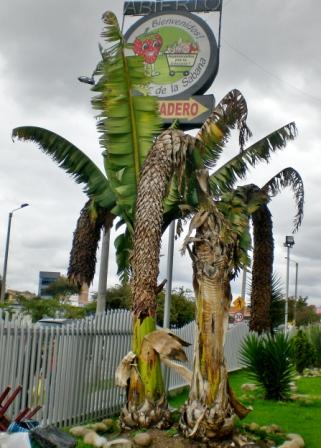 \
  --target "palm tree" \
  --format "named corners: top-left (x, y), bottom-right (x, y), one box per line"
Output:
top-left (247, 168), bottom-right (304, 333)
